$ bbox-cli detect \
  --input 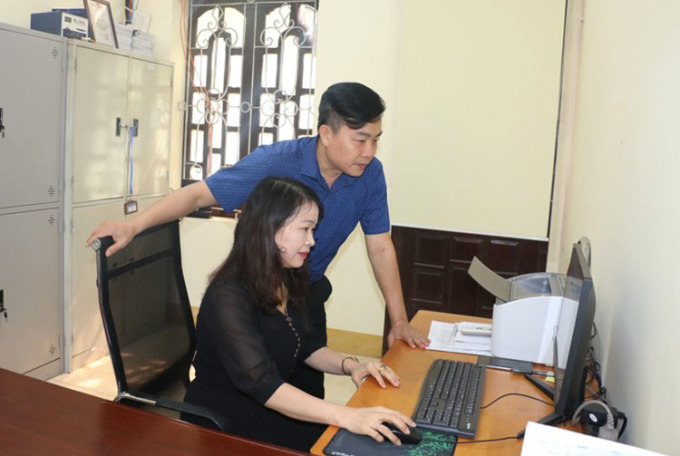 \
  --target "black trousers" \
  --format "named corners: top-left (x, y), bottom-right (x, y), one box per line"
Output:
top-left (289, 276), bottom-right (332, 399)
